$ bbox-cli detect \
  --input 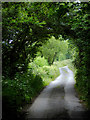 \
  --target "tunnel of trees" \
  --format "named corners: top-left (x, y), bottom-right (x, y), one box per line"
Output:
top-left (2, 2), bottom-right (89, 119)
